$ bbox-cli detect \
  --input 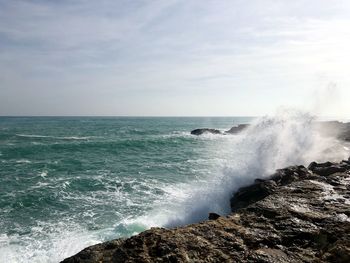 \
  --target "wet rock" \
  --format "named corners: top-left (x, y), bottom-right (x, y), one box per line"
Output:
top-left (190, 128), bottom-right (221, 135)
top-left (225, 124), bottom-right (249, 134)
top-left (230, 179), bottom-right (277, 212)
top-left (271, 165), bottom-right (311, 185)
top-left (190, 124), bottom-right (249, 136)
top-left (308, 161), bottom-right (348, 176)
top-left (62, 160), bottom-right (350, 263)
top-left (208, 212), bottom-right (221, 220)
